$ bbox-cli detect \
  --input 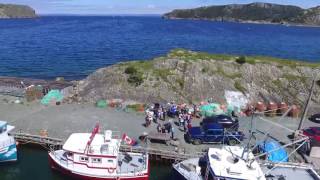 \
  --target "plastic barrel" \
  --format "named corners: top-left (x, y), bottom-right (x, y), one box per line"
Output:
top-left (267, 102), bottom-right (278, 117)
top-left (290, 105), bottom-right (300, 118)
top-left (278, 102), bottom-right (289, 116)
top-left (256, 102), bottom-right (266, 112)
